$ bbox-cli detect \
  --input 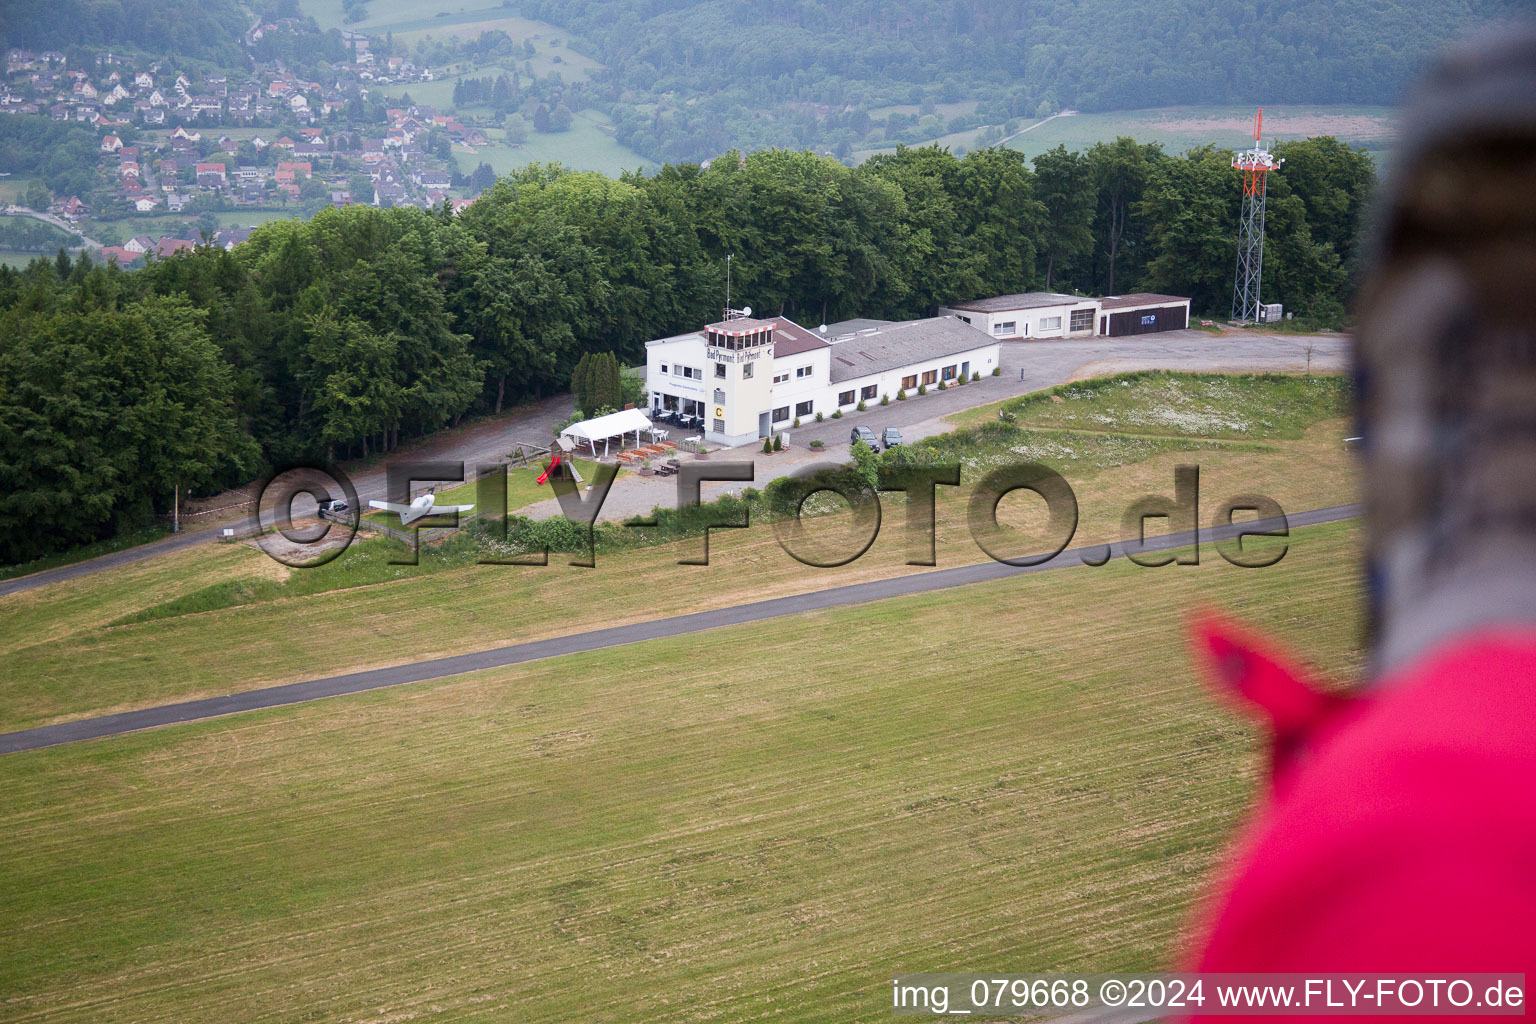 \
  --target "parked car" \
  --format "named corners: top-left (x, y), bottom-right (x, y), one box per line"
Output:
top-left (850, 425), bottom-right (878, 447)
top-left (316, 498), bottom-right (351, 520)
top-left (882, 427), bottom-right (903, 449)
